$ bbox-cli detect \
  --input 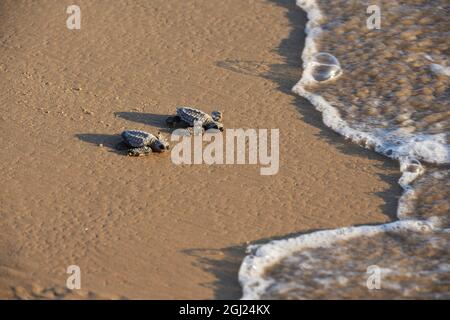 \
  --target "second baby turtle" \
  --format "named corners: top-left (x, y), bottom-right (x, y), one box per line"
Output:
top-left (121, 130), bottom-right (169, 157)
top-left (166, 107), bottom-right (223, 132)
